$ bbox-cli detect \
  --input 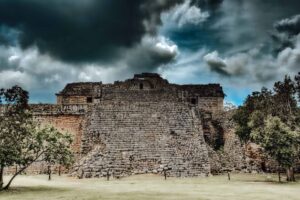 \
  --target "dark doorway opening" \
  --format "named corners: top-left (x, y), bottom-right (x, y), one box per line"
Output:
top-left (139, 83), bottom-right (144, 90)
top-left (191, 98), bottom-right (197, 105)
top-left (87, 97), bottom-right (93, 103)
